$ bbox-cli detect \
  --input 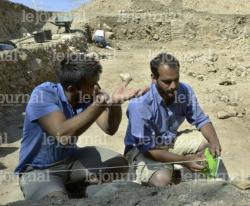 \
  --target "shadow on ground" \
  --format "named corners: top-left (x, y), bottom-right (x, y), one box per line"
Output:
top-left (0, 147), bottom-right (19, 158)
